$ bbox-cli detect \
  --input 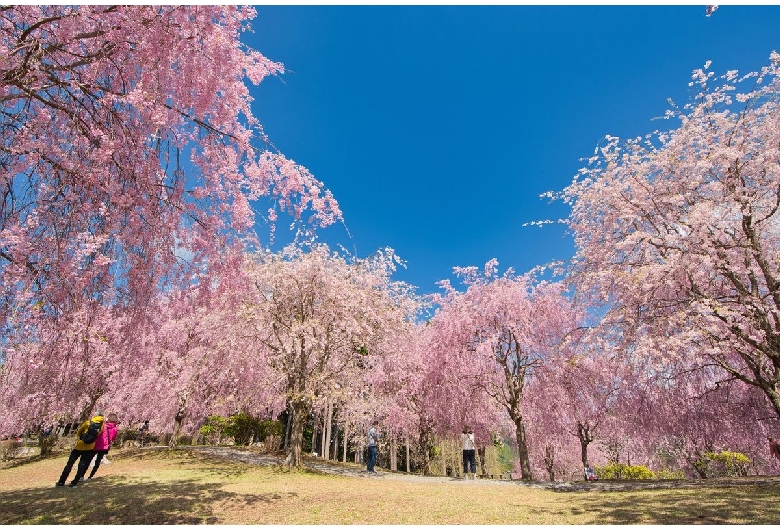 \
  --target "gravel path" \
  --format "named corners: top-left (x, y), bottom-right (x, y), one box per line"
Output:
top-left (183, 446), bottom-right (780, 493)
